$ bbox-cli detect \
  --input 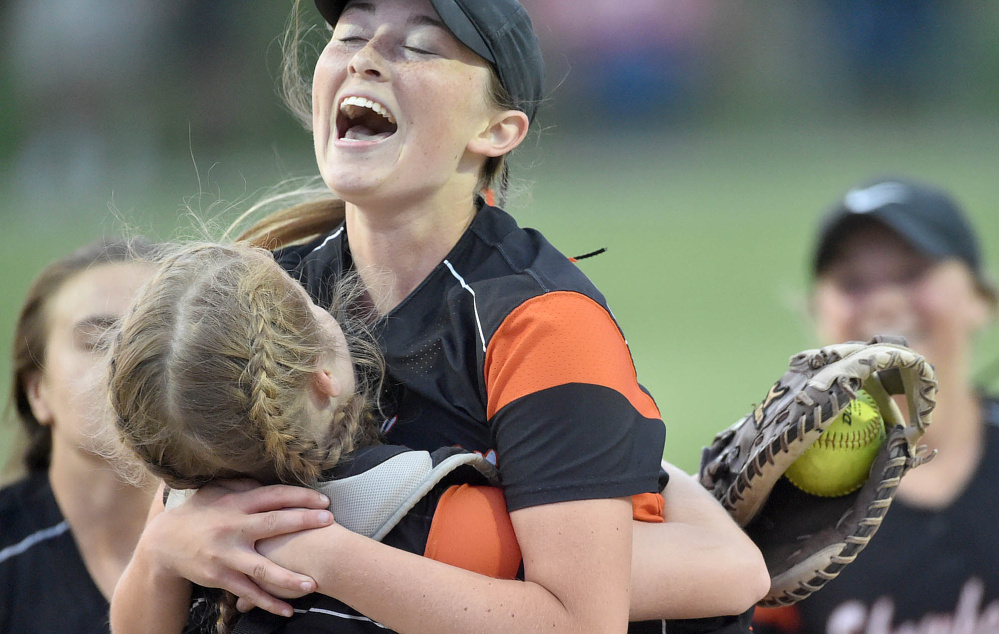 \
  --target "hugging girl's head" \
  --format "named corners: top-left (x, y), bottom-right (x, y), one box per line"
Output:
top-left (108, 242), bottom-right (383, 490)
